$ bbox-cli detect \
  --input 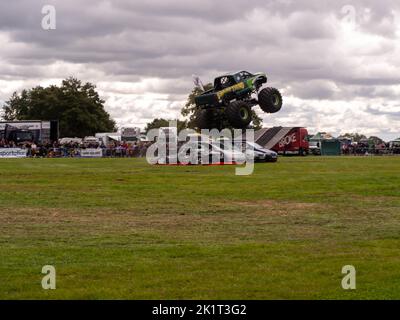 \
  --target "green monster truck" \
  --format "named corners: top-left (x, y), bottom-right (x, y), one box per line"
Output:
top-left (194, 71), bottom-right (282, 129)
